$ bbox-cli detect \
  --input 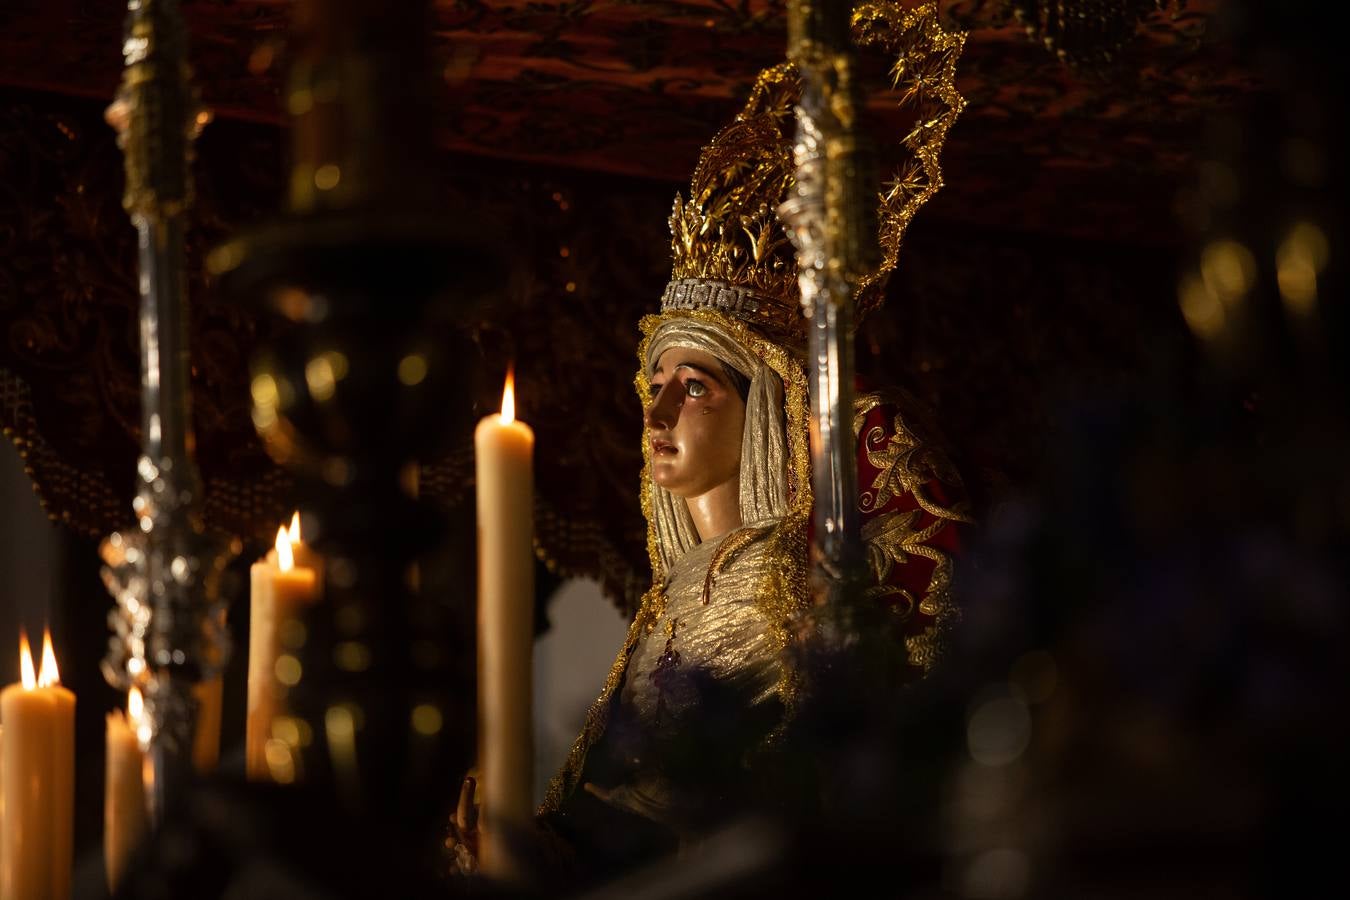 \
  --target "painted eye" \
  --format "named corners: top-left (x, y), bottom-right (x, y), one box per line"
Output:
top-left (648, 381), bottom-right (664, 398)
top-left (685, 379), bottom-right (707, 398)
